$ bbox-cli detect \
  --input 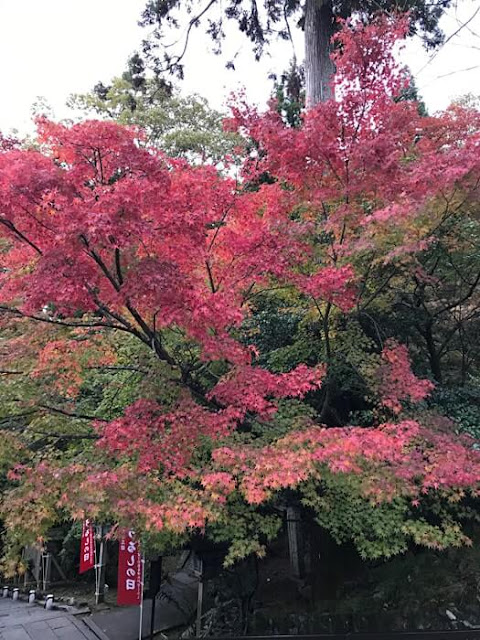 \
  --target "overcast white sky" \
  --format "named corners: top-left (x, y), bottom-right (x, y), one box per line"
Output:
top-left (0, 0), bottom-right (479, 135)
